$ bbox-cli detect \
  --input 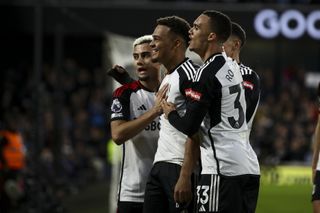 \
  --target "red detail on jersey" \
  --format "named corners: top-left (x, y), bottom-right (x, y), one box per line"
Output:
top-left (243, 81), bottom-right (254, 90)
top-left (114, 81), bottom-right (140, 97)
top-left (185, 88), bottom-right (202, 101)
